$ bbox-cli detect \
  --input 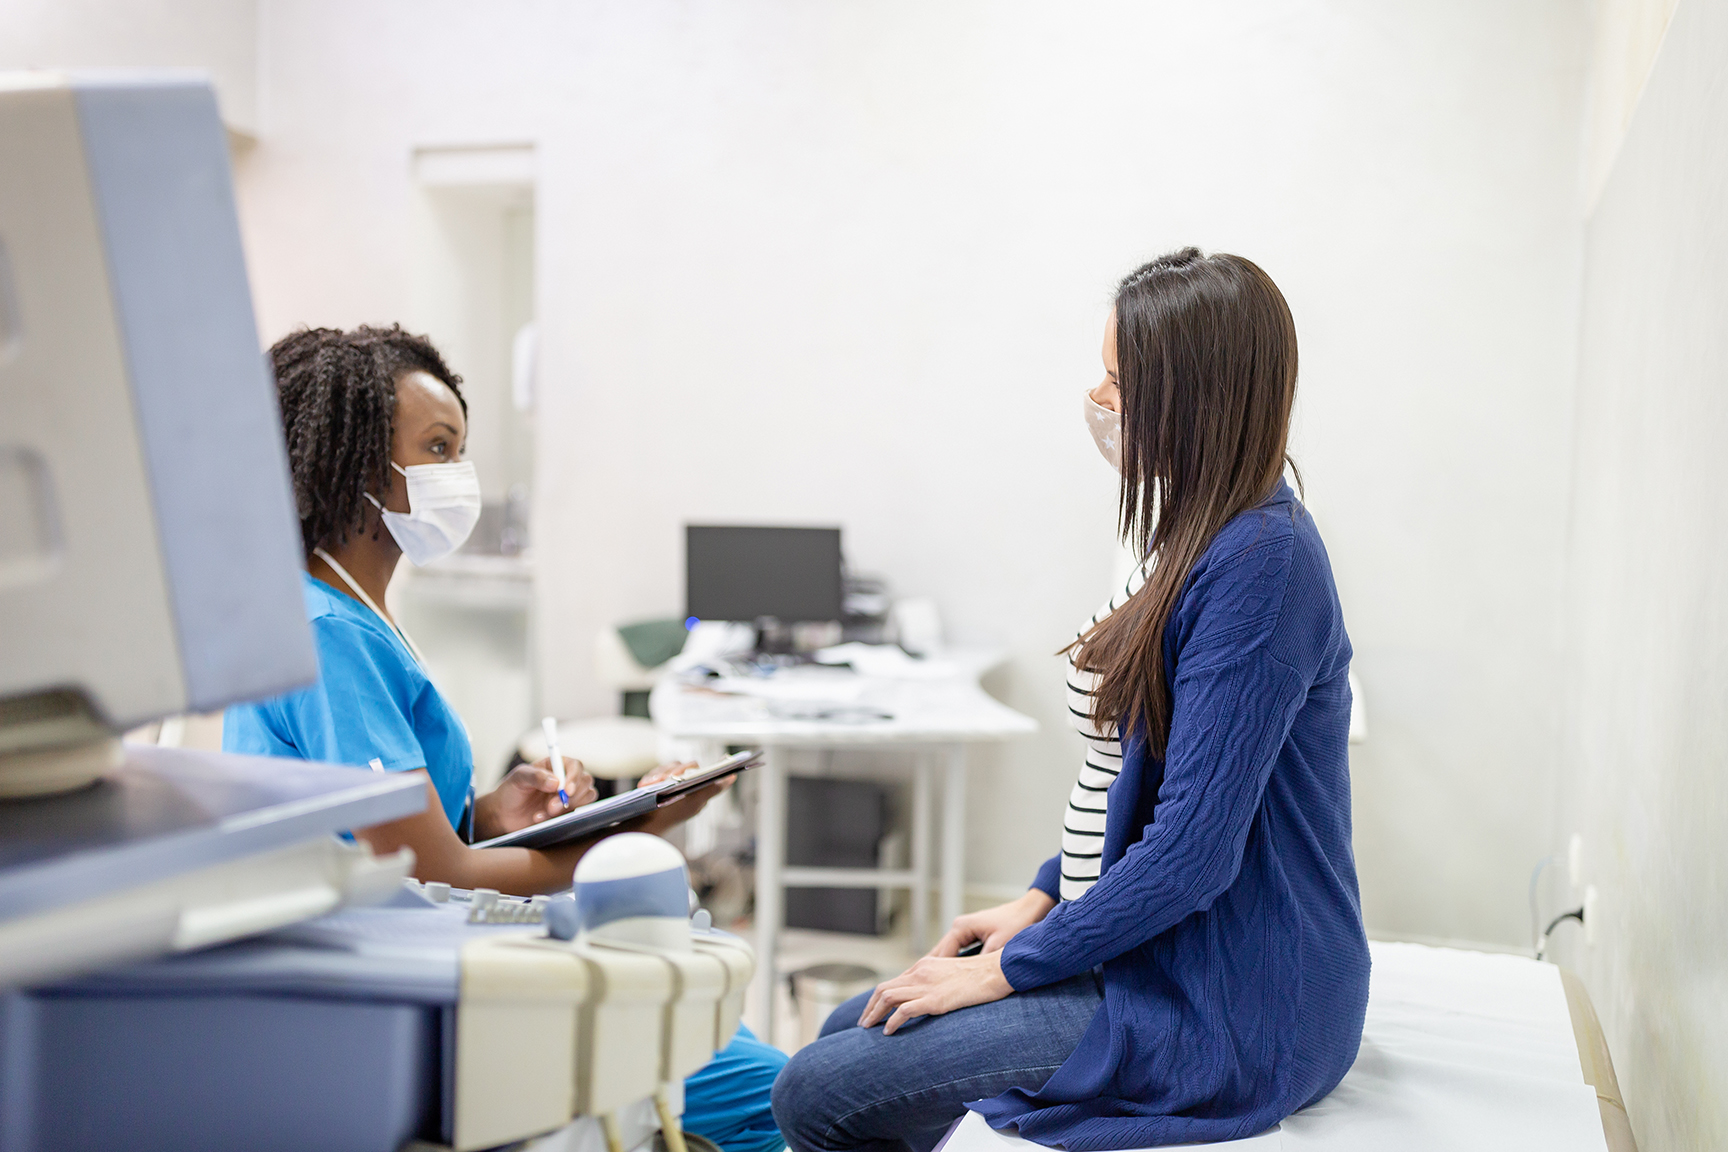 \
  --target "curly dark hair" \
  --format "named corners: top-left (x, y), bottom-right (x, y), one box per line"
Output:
top-left (270, 324), bottom-right (466, 557)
